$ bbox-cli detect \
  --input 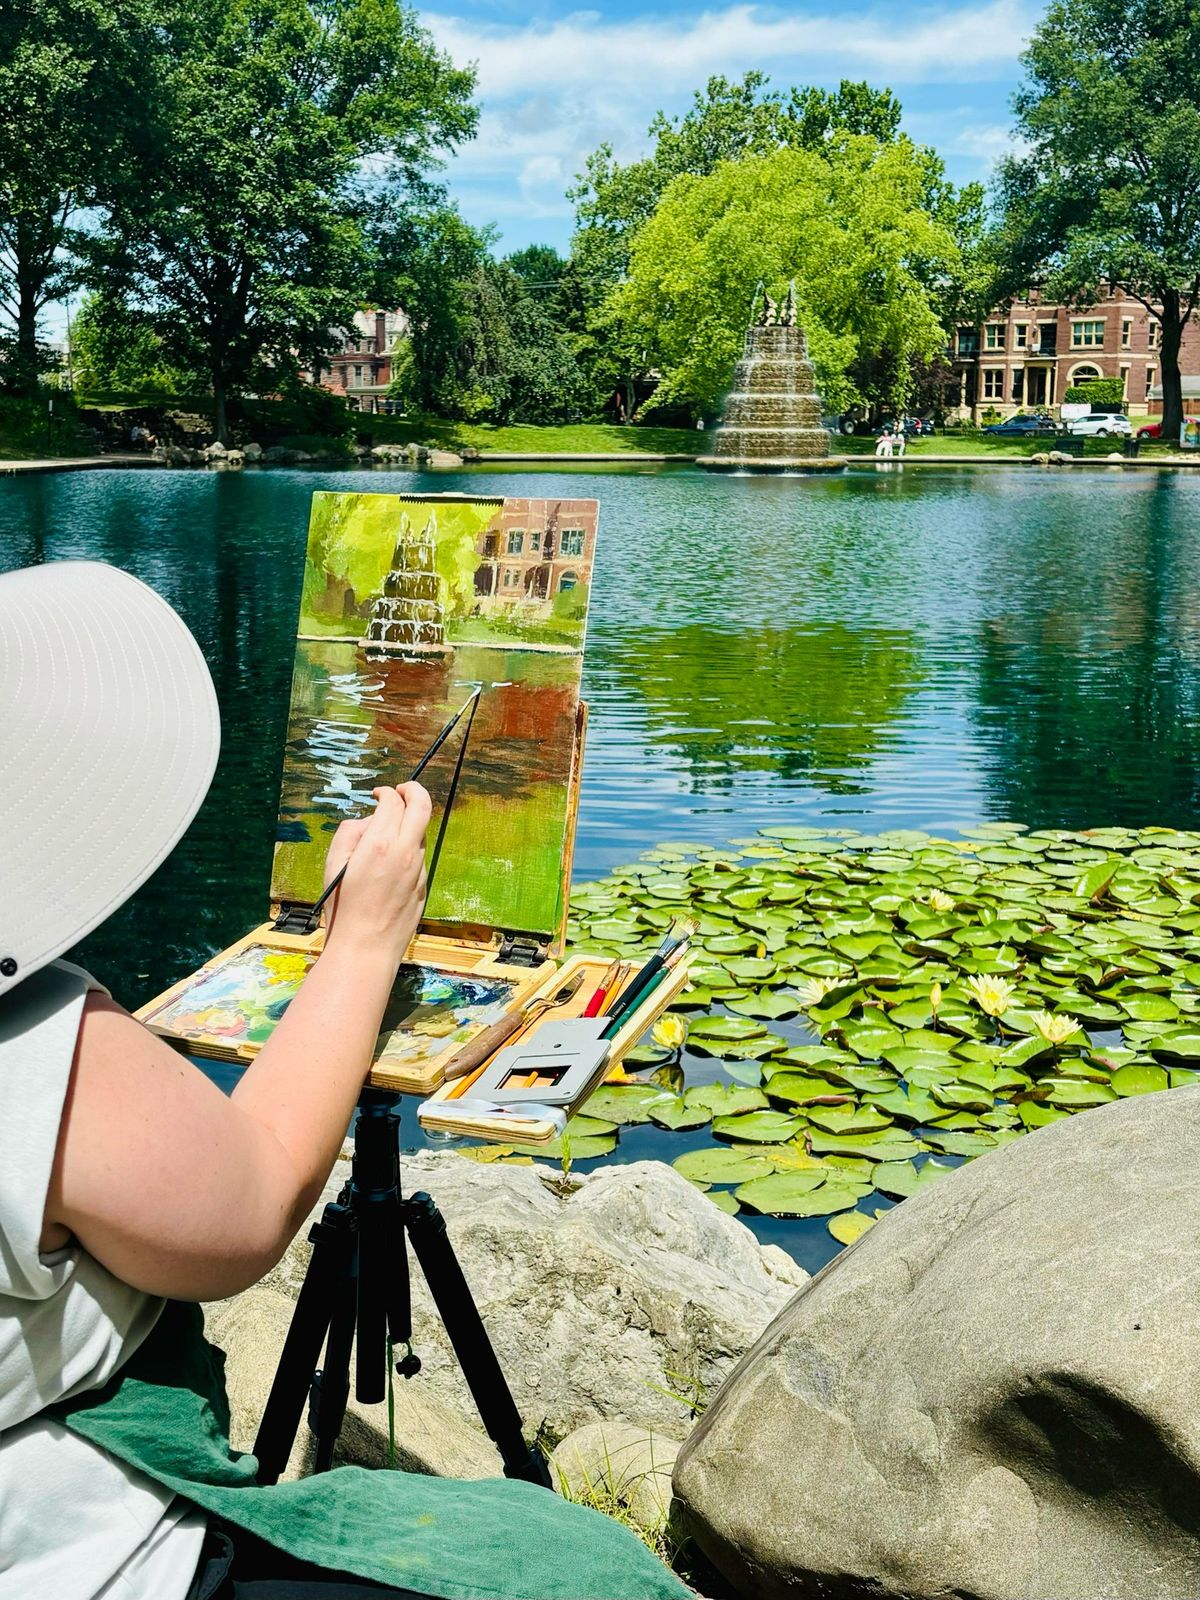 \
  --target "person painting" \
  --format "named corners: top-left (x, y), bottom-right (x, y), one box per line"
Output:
top-left (0, 560), bottom-right (687, 1600)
